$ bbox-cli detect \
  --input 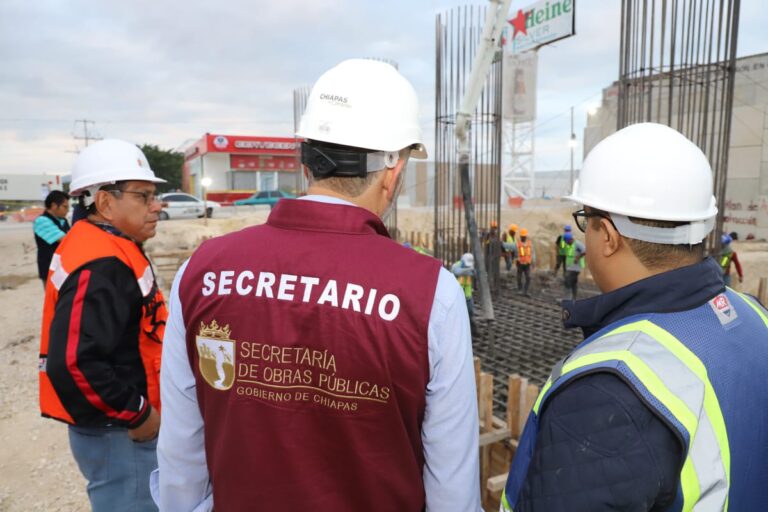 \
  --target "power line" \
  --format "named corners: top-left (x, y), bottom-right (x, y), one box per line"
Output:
top-left (72, 119), bottom-right (102, 148)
